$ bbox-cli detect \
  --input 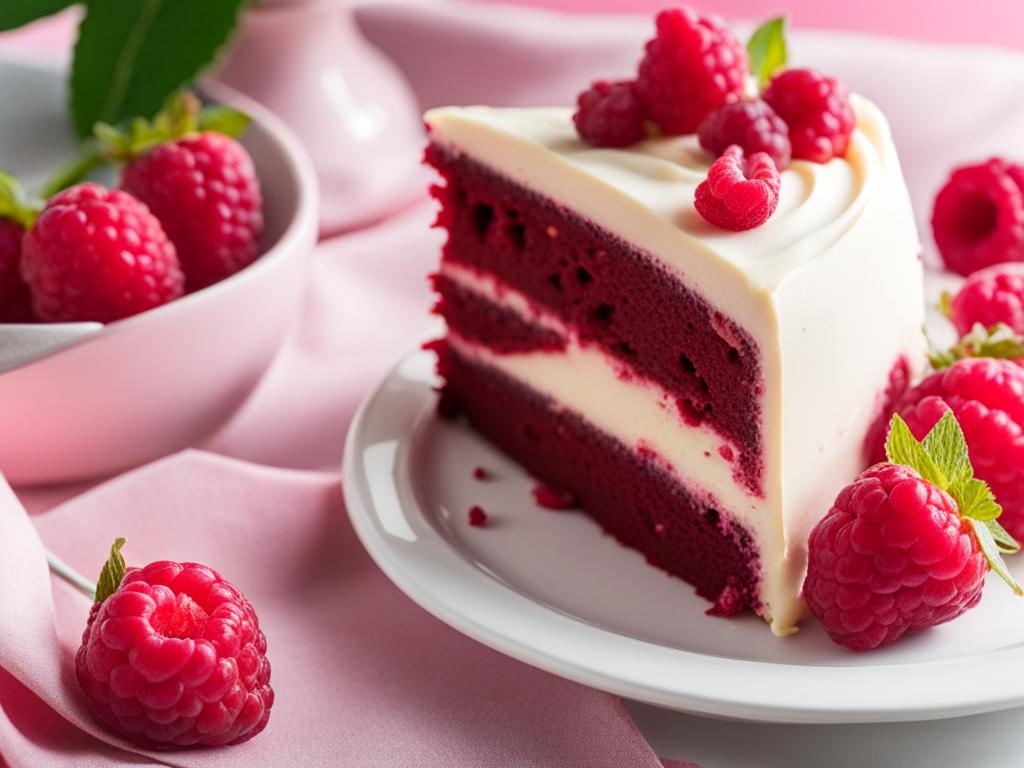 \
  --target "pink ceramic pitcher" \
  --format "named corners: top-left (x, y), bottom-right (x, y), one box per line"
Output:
top-left (214, 0), bottom-right (425, 235)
